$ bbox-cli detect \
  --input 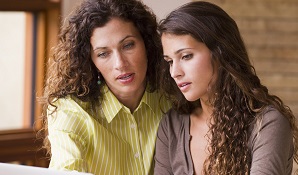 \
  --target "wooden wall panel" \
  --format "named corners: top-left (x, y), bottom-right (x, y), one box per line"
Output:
top-left (207, 0), bottom-right (298, 18)
top-left (242, 33), bottom-right (298, 47)
top-left (249, 47), bottom-right (297, 61)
